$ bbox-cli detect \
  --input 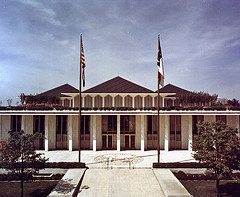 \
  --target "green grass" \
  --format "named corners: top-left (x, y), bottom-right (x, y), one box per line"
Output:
top-left (180, 180), bottom-right (240, 197)
top-left (0, 180), bottom-right (59, 197)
